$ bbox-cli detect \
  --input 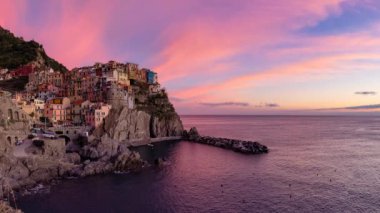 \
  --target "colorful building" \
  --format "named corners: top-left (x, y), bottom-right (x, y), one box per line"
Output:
top-left (11, 65), bottom-right (35, 78)
top-left (146, 69), bottom-right (158, 84)
top-left (34, 98), bottom-right (45, 117)
top-left (83, 102), bottom-right (111, 127)
top-left (94, 104), bottom-right (111, 127)
top-left (44, 97), bottom-right (71, 124)
top-left (126, 63), bottom-right (139, 80)
top-left (71, 100), bottom-right (84, 125)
